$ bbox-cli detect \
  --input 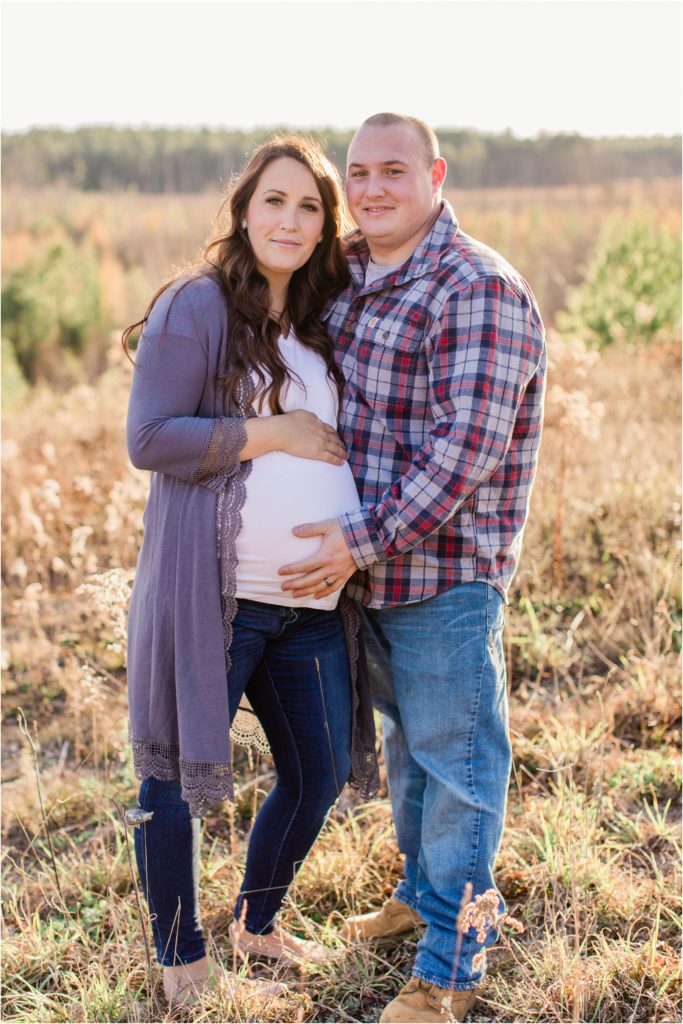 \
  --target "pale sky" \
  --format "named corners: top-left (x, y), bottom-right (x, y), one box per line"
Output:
top-left (1, 0), bottom-right (681, 137)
